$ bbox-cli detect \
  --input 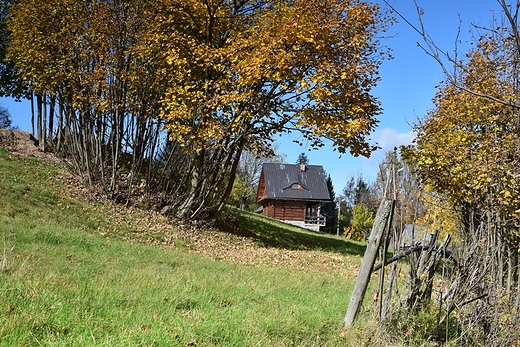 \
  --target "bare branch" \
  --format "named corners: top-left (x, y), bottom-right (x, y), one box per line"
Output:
top-left (393, 0), bottom-right (520, 109)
